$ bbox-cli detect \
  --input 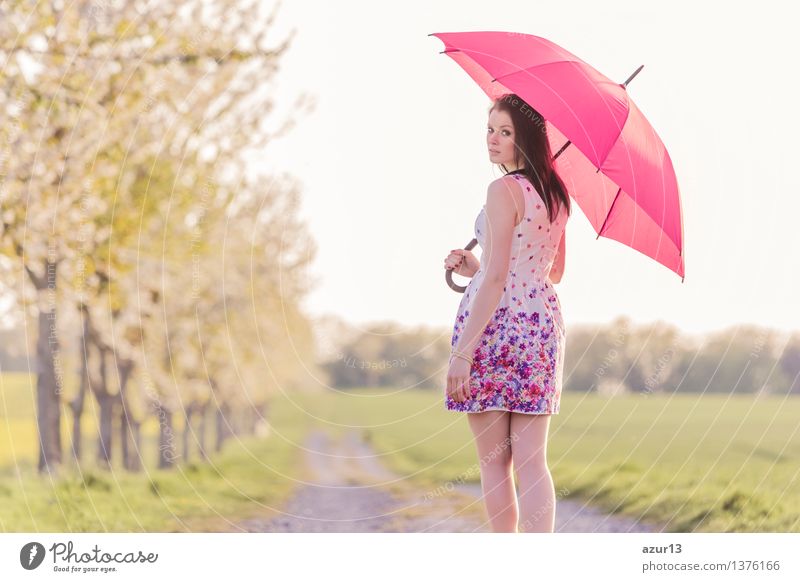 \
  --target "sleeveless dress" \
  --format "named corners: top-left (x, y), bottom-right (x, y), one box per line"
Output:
top-left (445, 172), bottom-right (568, 415)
